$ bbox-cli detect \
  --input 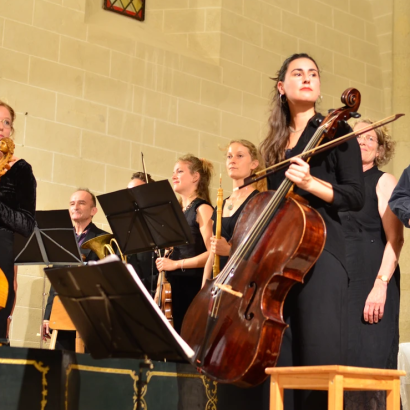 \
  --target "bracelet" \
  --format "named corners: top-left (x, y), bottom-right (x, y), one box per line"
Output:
top-left (8, 315), bottom-right (12, 321)
top-left (181, 259), bottom-right (185, 272)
